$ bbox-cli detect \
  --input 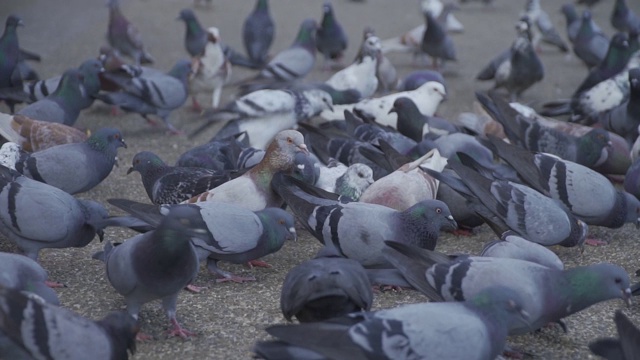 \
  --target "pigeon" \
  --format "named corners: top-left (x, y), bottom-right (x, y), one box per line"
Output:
top-left (319, 80), bottom-right (446, 127)
top-left (478, 92), bottom-right (612, 169)
top-left (589, 310), bottom-right (640, 360)
top-left (0, 15), bottom-right (22, 90)
top-left (359, 149), bottom-right (447, 211)
top-left (14, 127), bottom-right (127, 195)
top-left (254, 285), bottom-right (529, 360)
top-left (611, 0), bottom-right (640, 33)
top-left (588, 68), bottom-right (640, 146)
top-left (0, 287), bottom-right (138, 359)
top-left (573, 10), bottom-right (610, 69)
top-left (16, 69), bottom-right (85, 126)
top-left (397, 69), bottom-right (446, 92)
top-left (477, 18), bottom-right (544, 100)
top-left (253, 19), bottom-right (317, 83)
top-left (522, 0), bottom-right (569, 52)
top-left (0, 252), bottom-right (59, 304)
top-left (383, 241), bottom-right (632, 335)
top-left (574, 32), bottom-right (629, 97)
top-left (189, 27), bottom-right (232, 110)
top-left (325, 34), bottom-right (379, 99)
top-left (177, 9), bottom-right (207, 58)
top-left (0, 165), bottom-right (108, 261)
top-left (420, 11), bottom-right (457, 69)
top-left (127, 151), bottom-right (232, 205)
top-left (243, 0), bottom-right (275, 67)
top-left (316, 2), bottom-right (348, 69)
top-left (561, 4), bottom-right (581, 43)
top-left (0, 113), bottom-right (88, 152)
top-left (421, 0), bottom-right (465, 33)
top-left (480, 231), bottom-right (564, 270)
top-left (106, 0), bottom-right (154, 65)
top-left (94, 205), bottom-right (207, 339)
top-left (191, 87), bottom-right (333, 149)
top-left (176, 131), bottom-right (252, 172)
top-left (357, 27), bottom-right (397, 93)
top-left (96, 60), bottom-right (191, 134)
top-left (315, 161), bottom-right (373, 200)
top-left (22, 58), bottom-right (104, 110)
top-left (487, 136), bottom-right (640, 231)
top-left (280, 246), bottom-right (373, 323)
top-left (183, 130), bottom-right (310, 211)
top-left (426, 159), bottom-right (589, 248)
top-left (106, 198), bottom-right (296, 283)
top-left (0, 142), bottom-right (20, 169)
top-left (271, 173), bottom-right (457, 267)
top-left (388, 97), bottom-right (435, 142)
